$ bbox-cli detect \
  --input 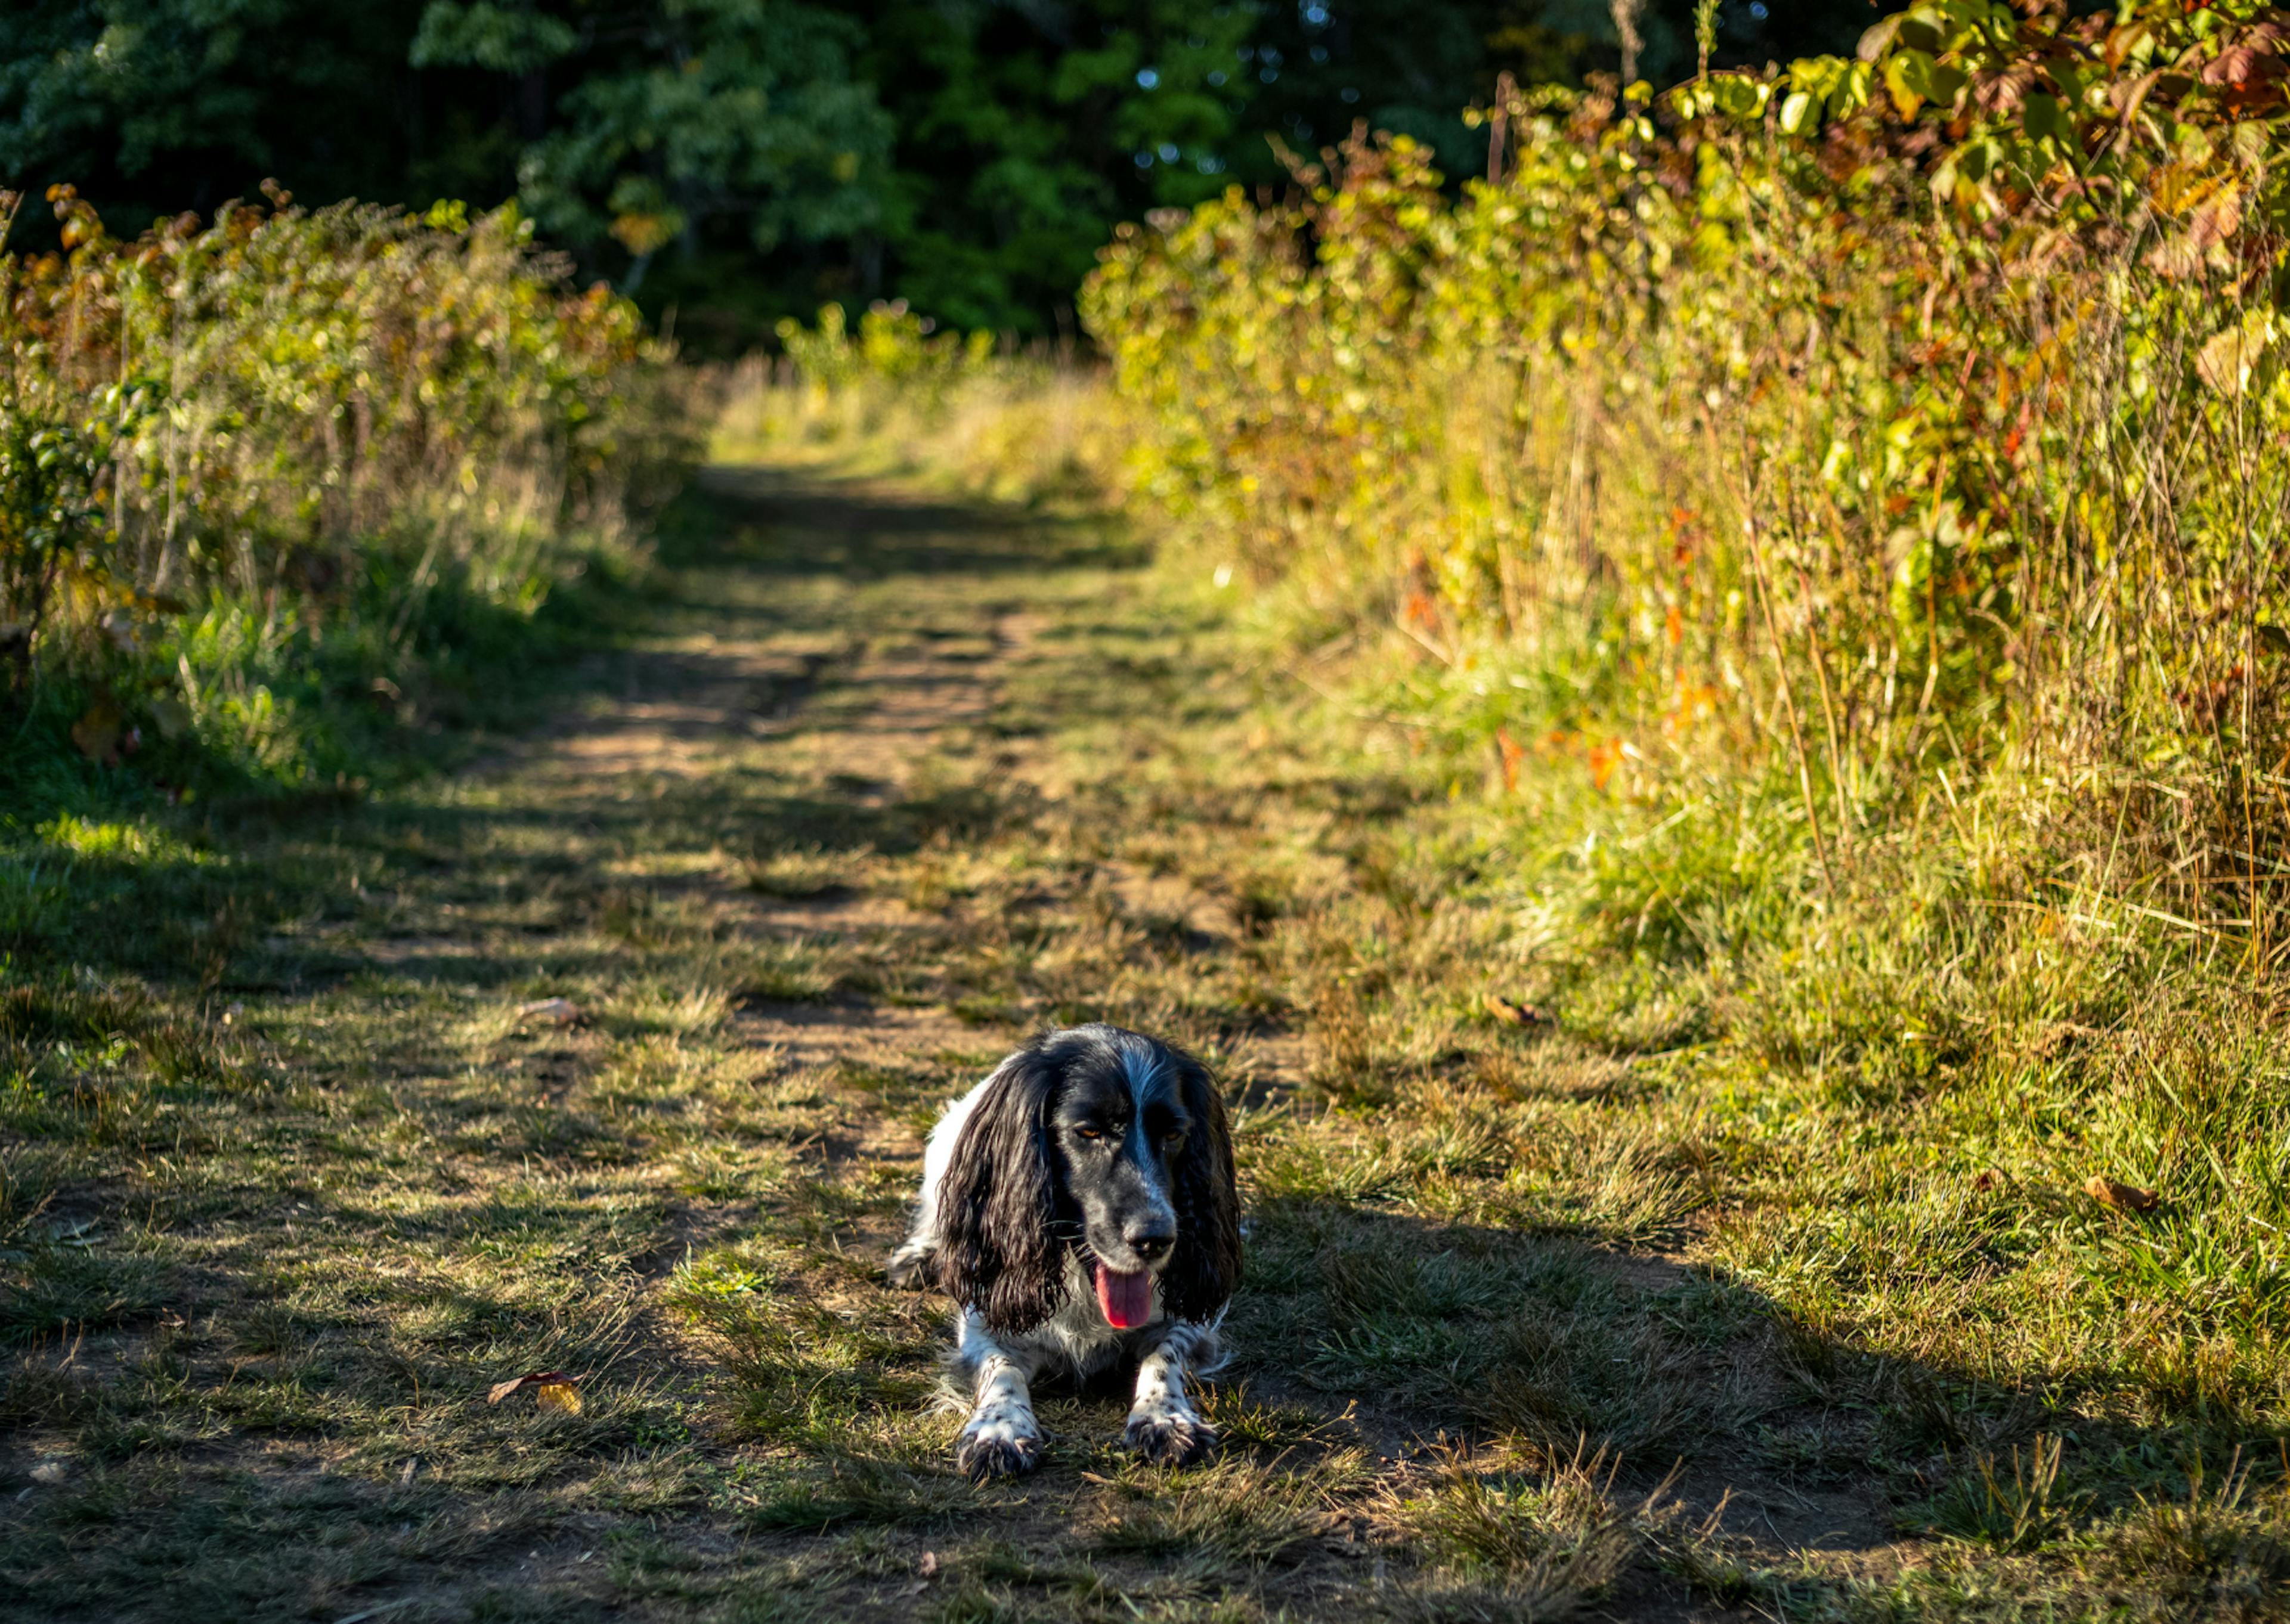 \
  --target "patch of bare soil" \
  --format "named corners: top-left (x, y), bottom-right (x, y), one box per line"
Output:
top-left (734, 1000), bottom-right (980, 1074)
